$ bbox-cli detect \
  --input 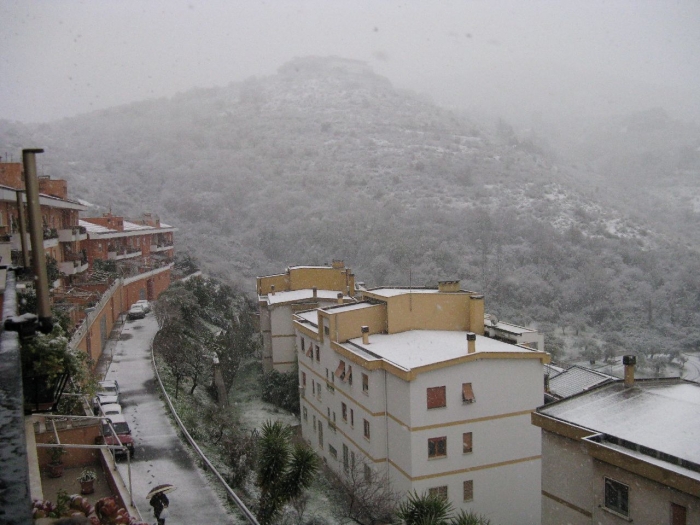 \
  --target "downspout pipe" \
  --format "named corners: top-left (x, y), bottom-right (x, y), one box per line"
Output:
top-left (15, 190), bottom-right (30, 268)
top-left (22, 149), bottom-right (53, 334)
